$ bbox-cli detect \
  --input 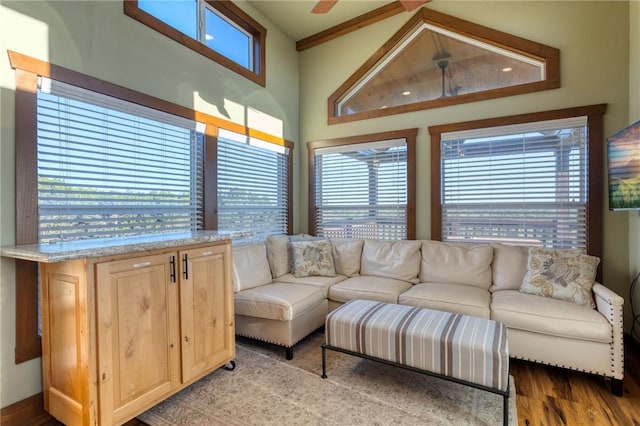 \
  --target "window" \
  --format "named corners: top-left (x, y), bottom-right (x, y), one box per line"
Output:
top-left (309, 129), bottom-right (417, 240)
top-left (217, 129), bottom-right (292, 241)
top-left (125, 0), bottom-right (267, 86)
top-left (429, 105), bottom-right (606, 257)
top-left (37, 78), bottom-right (205, 243)
top-left (329, 8), bottom-right (559, 124)
top-left (9, 51), bottom-right (292, 363)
